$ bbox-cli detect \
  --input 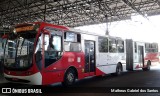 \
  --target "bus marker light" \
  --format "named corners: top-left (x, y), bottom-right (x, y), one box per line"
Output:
top-left (82, 68), bottom-right (84, 72)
